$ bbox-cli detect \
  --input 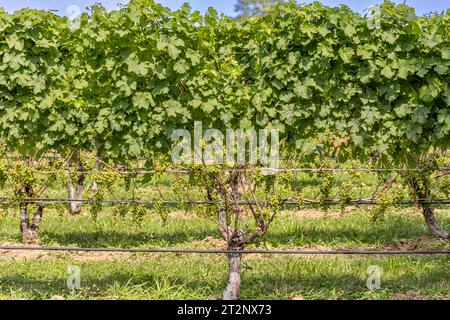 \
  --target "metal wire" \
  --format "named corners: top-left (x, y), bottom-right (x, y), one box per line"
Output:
top-left (0, 197), bottom-right (449, 206)
top-left (5, 167), bottom-right (450, 175)
top-left (0, 246), bottom-right (448, 255)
